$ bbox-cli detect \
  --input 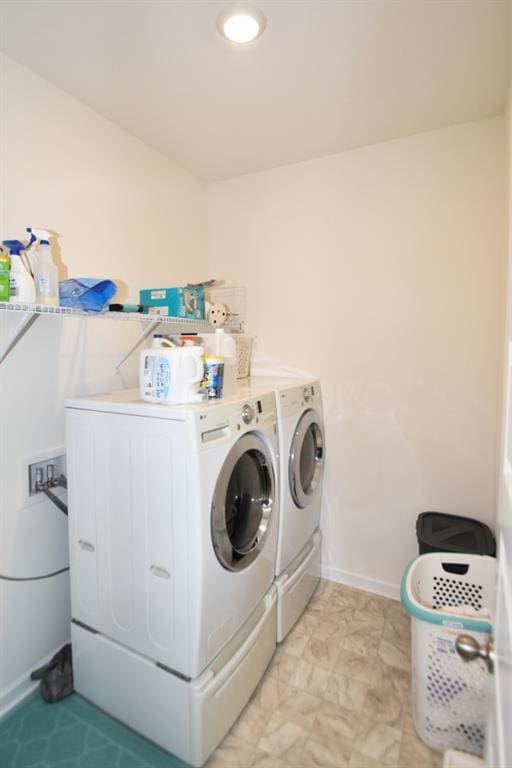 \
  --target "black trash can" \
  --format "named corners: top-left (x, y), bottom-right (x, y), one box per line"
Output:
top-left (416, 511), bottom-right (496, 557)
